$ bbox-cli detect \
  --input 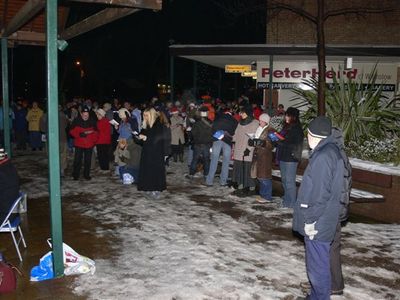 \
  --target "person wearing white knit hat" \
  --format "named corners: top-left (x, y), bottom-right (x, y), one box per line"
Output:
top-left (250, 113), bottom-right (275, 203)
